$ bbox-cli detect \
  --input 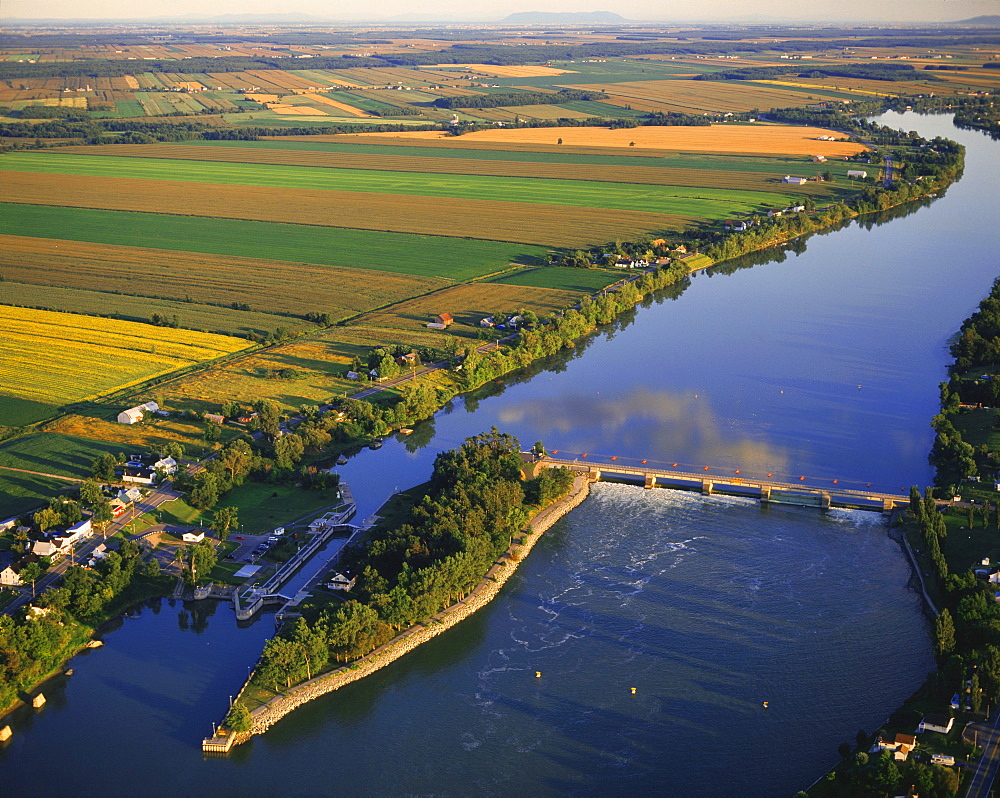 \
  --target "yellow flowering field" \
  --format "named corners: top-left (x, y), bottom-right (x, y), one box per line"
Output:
top-left (0, 305), bottom-right (248, 406)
